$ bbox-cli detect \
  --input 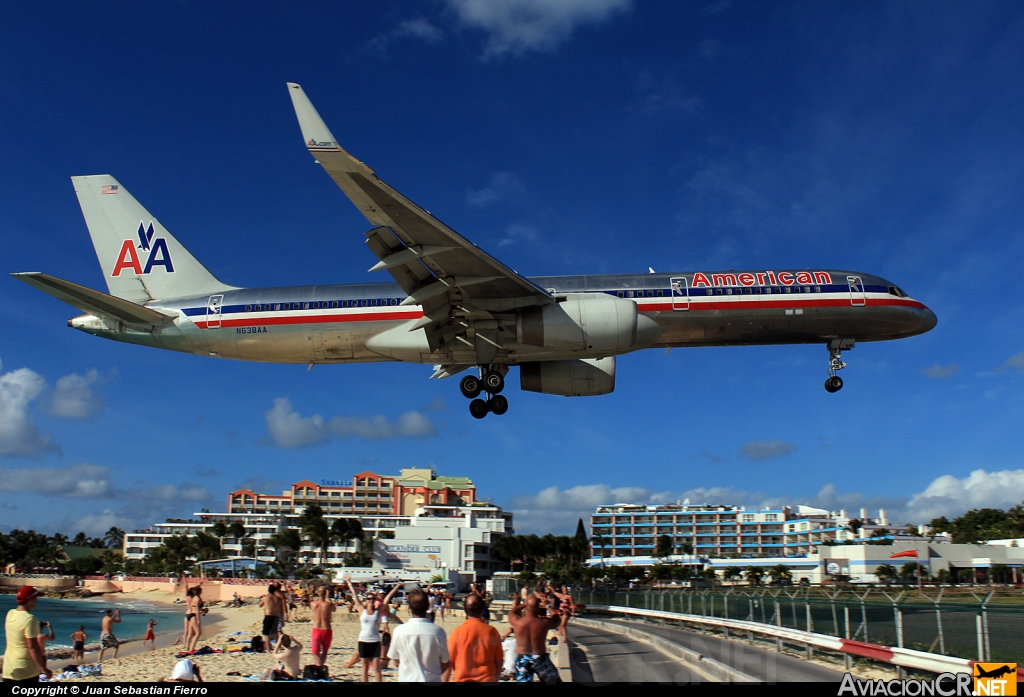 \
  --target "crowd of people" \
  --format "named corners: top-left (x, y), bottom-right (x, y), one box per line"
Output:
top-left (249, 577), bottom-right (574, 683)
top-left (2, 578), bottom-right (576, 684)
